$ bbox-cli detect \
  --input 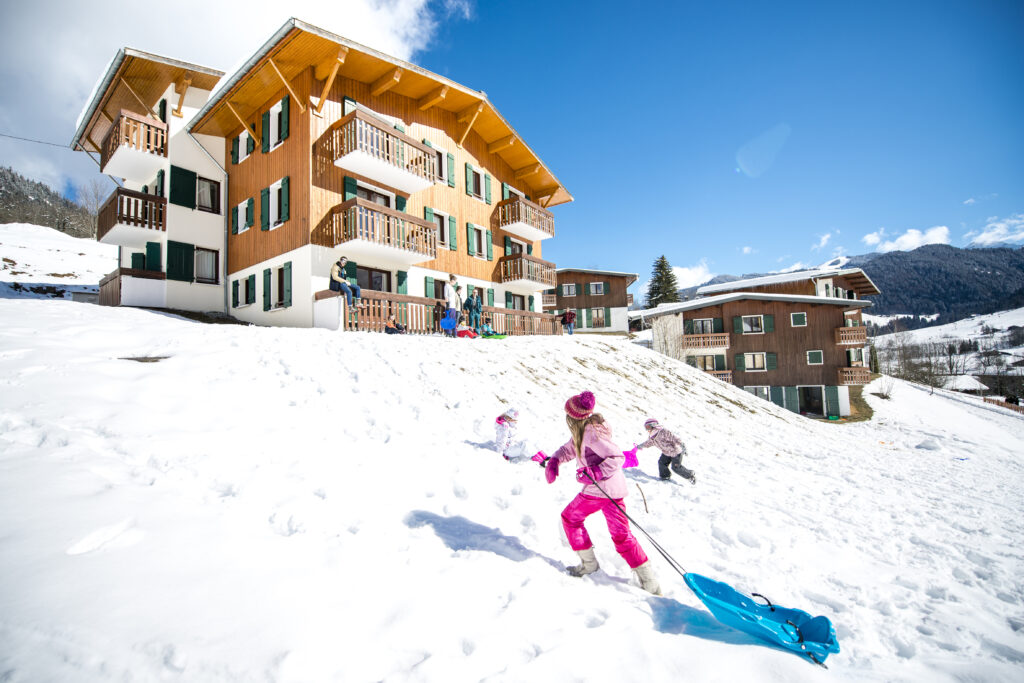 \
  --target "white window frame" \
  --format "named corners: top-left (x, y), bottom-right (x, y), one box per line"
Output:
top-left (237, 131), bottom-right (252, 163)
top-left (589, 282), bottom-right (605, 296)
top-left (429, 207), bottom-right (449, 247)
top-left (469, 223), bottom-right (486, 260)
top-left (847, 348), bottom-right (865, 365)
top-left (592, 307), bottom-right (607, 328)
top-left (356, 180), bottom-right (396, 208)
top-left (791, 311), bottom-right (807, 327)
top-left (744, 352), bottom-right (767, 372)
top-left (269, 178), bottom-right (285, 229)
top-left (432, 143), bottom-right (449, 186)
top-left (563, 283), bottom-right (577, 297)
top-left (269, 99), bottom-right (285, 151)
top-left (806, 349), bottom-right (824, 365)
top-left (692, 318), bottom-right (715, 334)
top-left (194, 247), bottom-right (218, 285)
top-left (467, 163), bottom-right (484, 201)
top-left (742, 315), bottom-right (764, 334)
top-left (235, 200), bottom-right (250, 234)
top-left (236, 277), bottom-right (254, 308)
top-left (744, 386), bottom-right (770, 401)
top-left (269, 264), bottom-right (289, 311)
top-left (693, 354), bottom-right (717, 371)
top-left (506, 184), bottom-right (525, 200)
